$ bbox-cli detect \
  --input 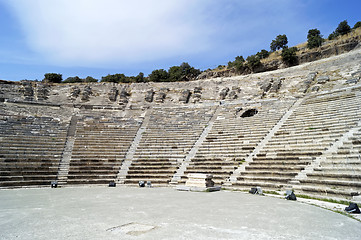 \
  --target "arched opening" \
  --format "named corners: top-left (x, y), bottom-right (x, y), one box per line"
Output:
top-left (241, 109), bottom-right (258, 118)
